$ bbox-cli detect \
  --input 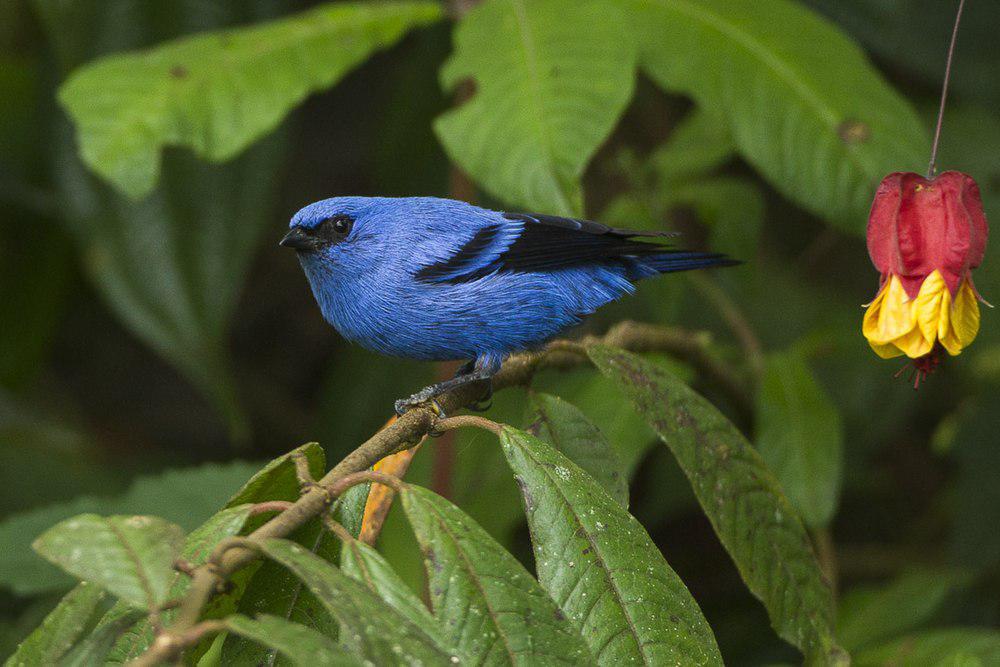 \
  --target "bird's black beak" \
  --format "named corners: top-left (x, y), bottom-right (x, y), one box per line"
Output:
top-left (279, 227), bottom-right (318, 251)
